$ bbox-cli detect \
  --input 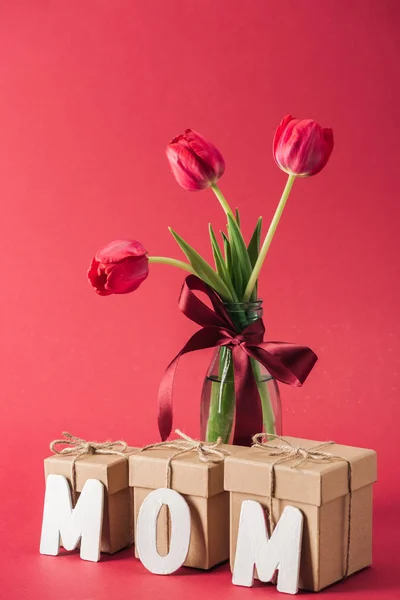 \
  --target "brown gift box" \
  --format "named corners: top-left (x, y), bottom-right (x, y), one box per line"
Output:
top-left (44, 447), bottom-right (138, 554)
top-left (224, 436), bottom-right (377, 592)
top-left (129, 443), bottom-right (243, 570)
